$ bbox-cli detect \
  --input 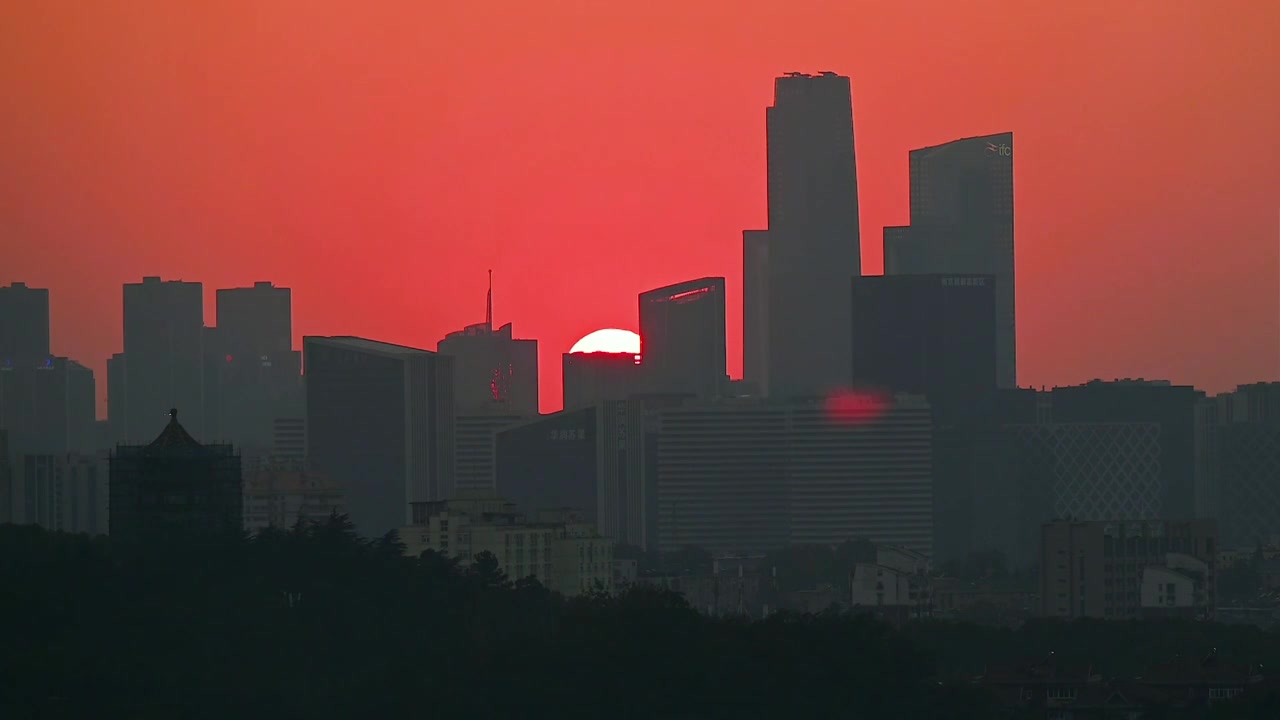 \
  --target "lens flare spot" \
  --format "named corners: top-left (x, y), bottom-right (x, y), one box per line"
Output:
top-left (824, 388), bottom-right (892, 424)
